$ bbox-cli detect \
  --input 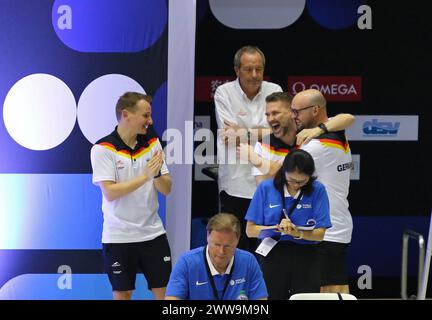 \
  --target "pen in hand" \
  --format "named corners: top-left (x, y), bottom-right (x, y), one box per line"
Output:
top-left (278, 209), bottom-right (298, 235)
